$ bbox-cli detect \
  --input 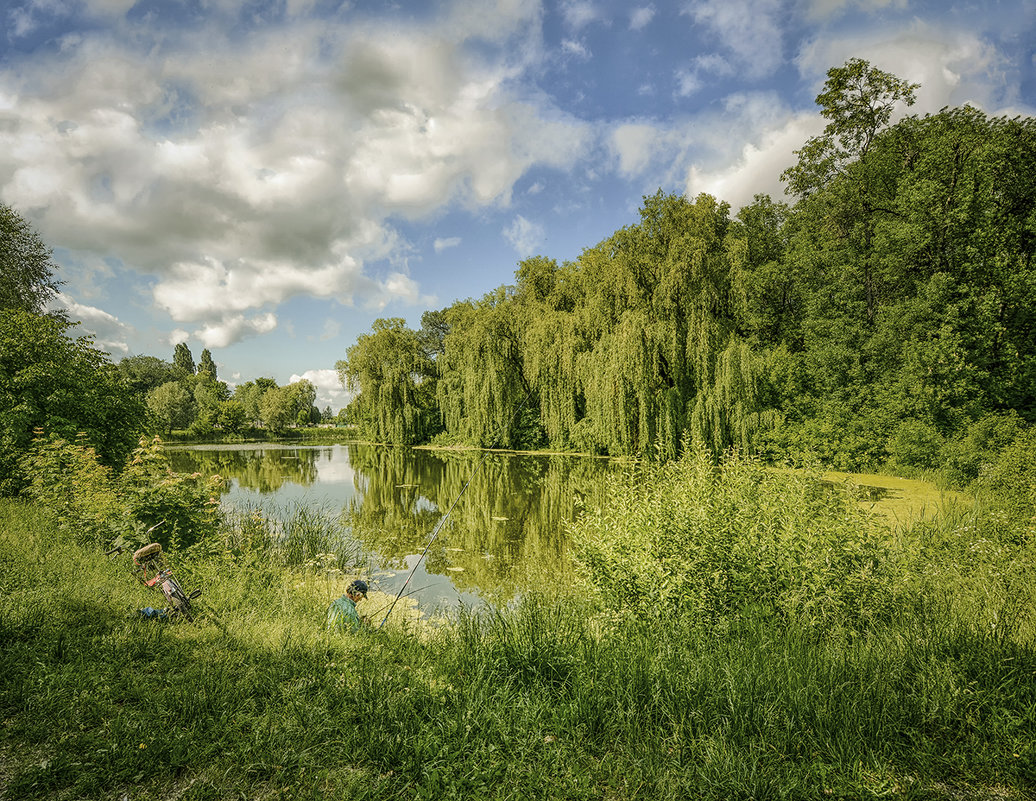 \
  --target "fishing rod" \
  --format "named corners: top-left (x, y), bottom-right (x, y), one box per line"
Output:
top-left (378, 385), bottom-right (535, 629)
top-left (366, 582), bottom-right (440, 622)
